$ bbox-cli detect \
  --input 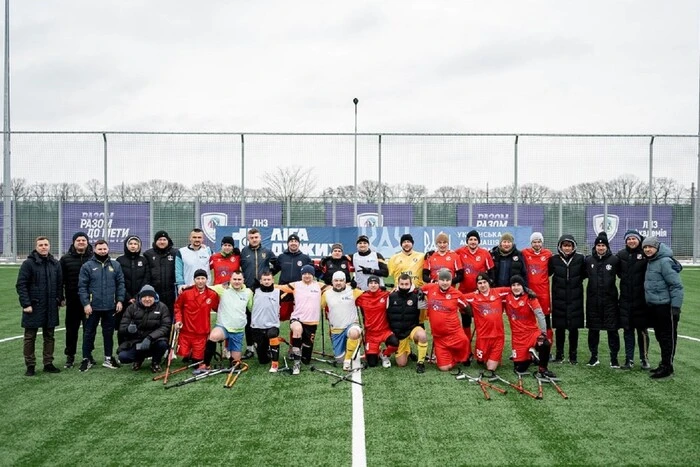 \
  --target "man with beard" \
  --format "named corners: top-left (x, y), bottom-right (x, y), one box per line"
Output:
top-left (352, 235), bottom-right (389, 291)
top-left (490, 232), bottom-right (528, 288)
top-left (116, 235), bottom-right (150, 345)
top-left (386, 274), bottom-right (429, 373)
top-left (274, 233), bottom-right (313, 322)
top-left (60, 231), bottom-right (93, 369)
top-left (174, 269), bottom-right (221, 365)
top-left (322, 271), bottom-right (363, 371)
top-left (388, 233), bottom-right (426, 327)
top-left (176, 228), bottom-right (212, 292)
top-left (318, 243), bottom-right (353, 285)
top-left (144, 231), bottom-right (178, 314)
top-left (355, 276), bottom-right (397, 368)
top-left (521, 232), bottom-right (554, 343)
